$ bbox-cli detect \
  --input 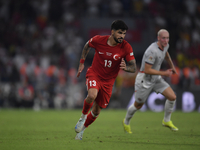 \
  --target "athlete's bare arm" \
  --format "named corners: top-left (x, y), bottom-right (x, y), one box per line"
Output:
top-left (80, 41), bottom-right (91, 60)
top-left (165, 52), bottom-right (177, 74)
top-left (144, 63), bottom-right (173, 77)
top-left (120, 58), bottom-right (137, 73)
top-left (77, 41), bottom-right (91, 77)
